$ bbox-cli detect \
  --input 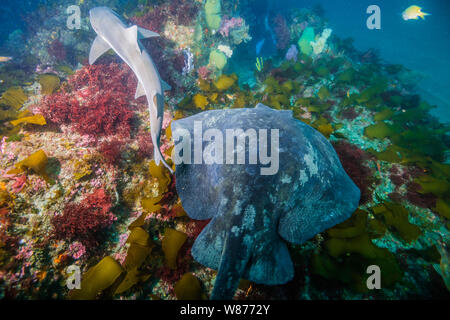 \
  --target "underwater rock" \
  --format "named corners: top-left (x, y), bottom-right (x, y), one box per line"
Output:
top-left (172, 103), bottom-right (360, 299)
